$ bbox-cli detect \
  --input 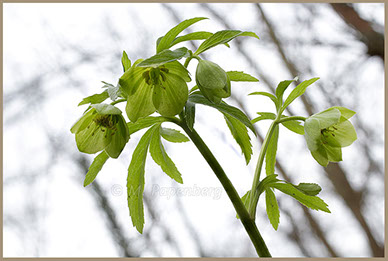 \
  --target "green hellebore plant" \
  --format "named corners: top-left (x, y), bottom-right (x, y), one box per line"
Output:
top-left (304, 106), bottom-right (357, 167)
top-left (70, 103), bottom-right (130, 158)
top-left (119, 60), bottom-right (191, 122)
top-left (196, 59), bottom-right (231, 104)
